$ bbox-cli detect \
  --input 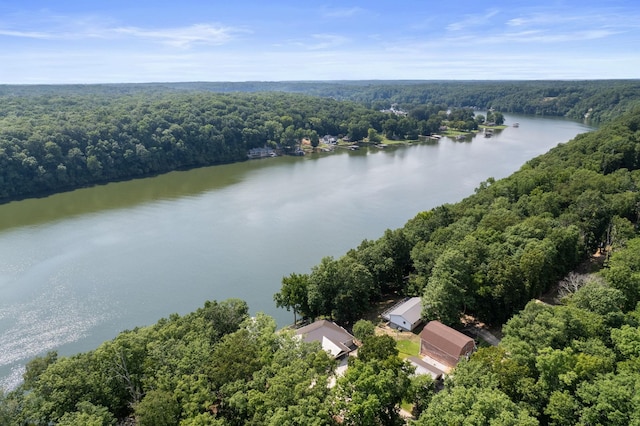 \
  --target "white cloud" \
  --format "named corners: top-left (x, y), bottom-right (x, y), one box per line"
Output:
top-left (321, 7), bottom-right (365, 19)
top-left (113, 24), bottom-right (243, 48)
top-left (446, 9), bottom-right (500, 31)
top-left (288, 33), bottom-right (350, 51)
top-left (0, 29), bottom-right (56, 39)
top-left (307, 33), bottom-right (349, 50)
top-left (0, 15), bottom-right (244, 48)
